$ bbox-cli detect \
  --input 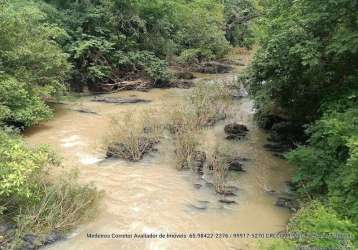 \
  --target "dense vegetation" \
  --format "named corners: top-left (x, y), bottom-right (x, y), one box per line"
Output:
top-left (1, 0), bottom-right (357, 248)
top-left (0, 0), bottom-right (255, 128)
top-left (0, 0), bottom-right (255, 249)
top-left (248, 0), bottom-right (358, 248)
